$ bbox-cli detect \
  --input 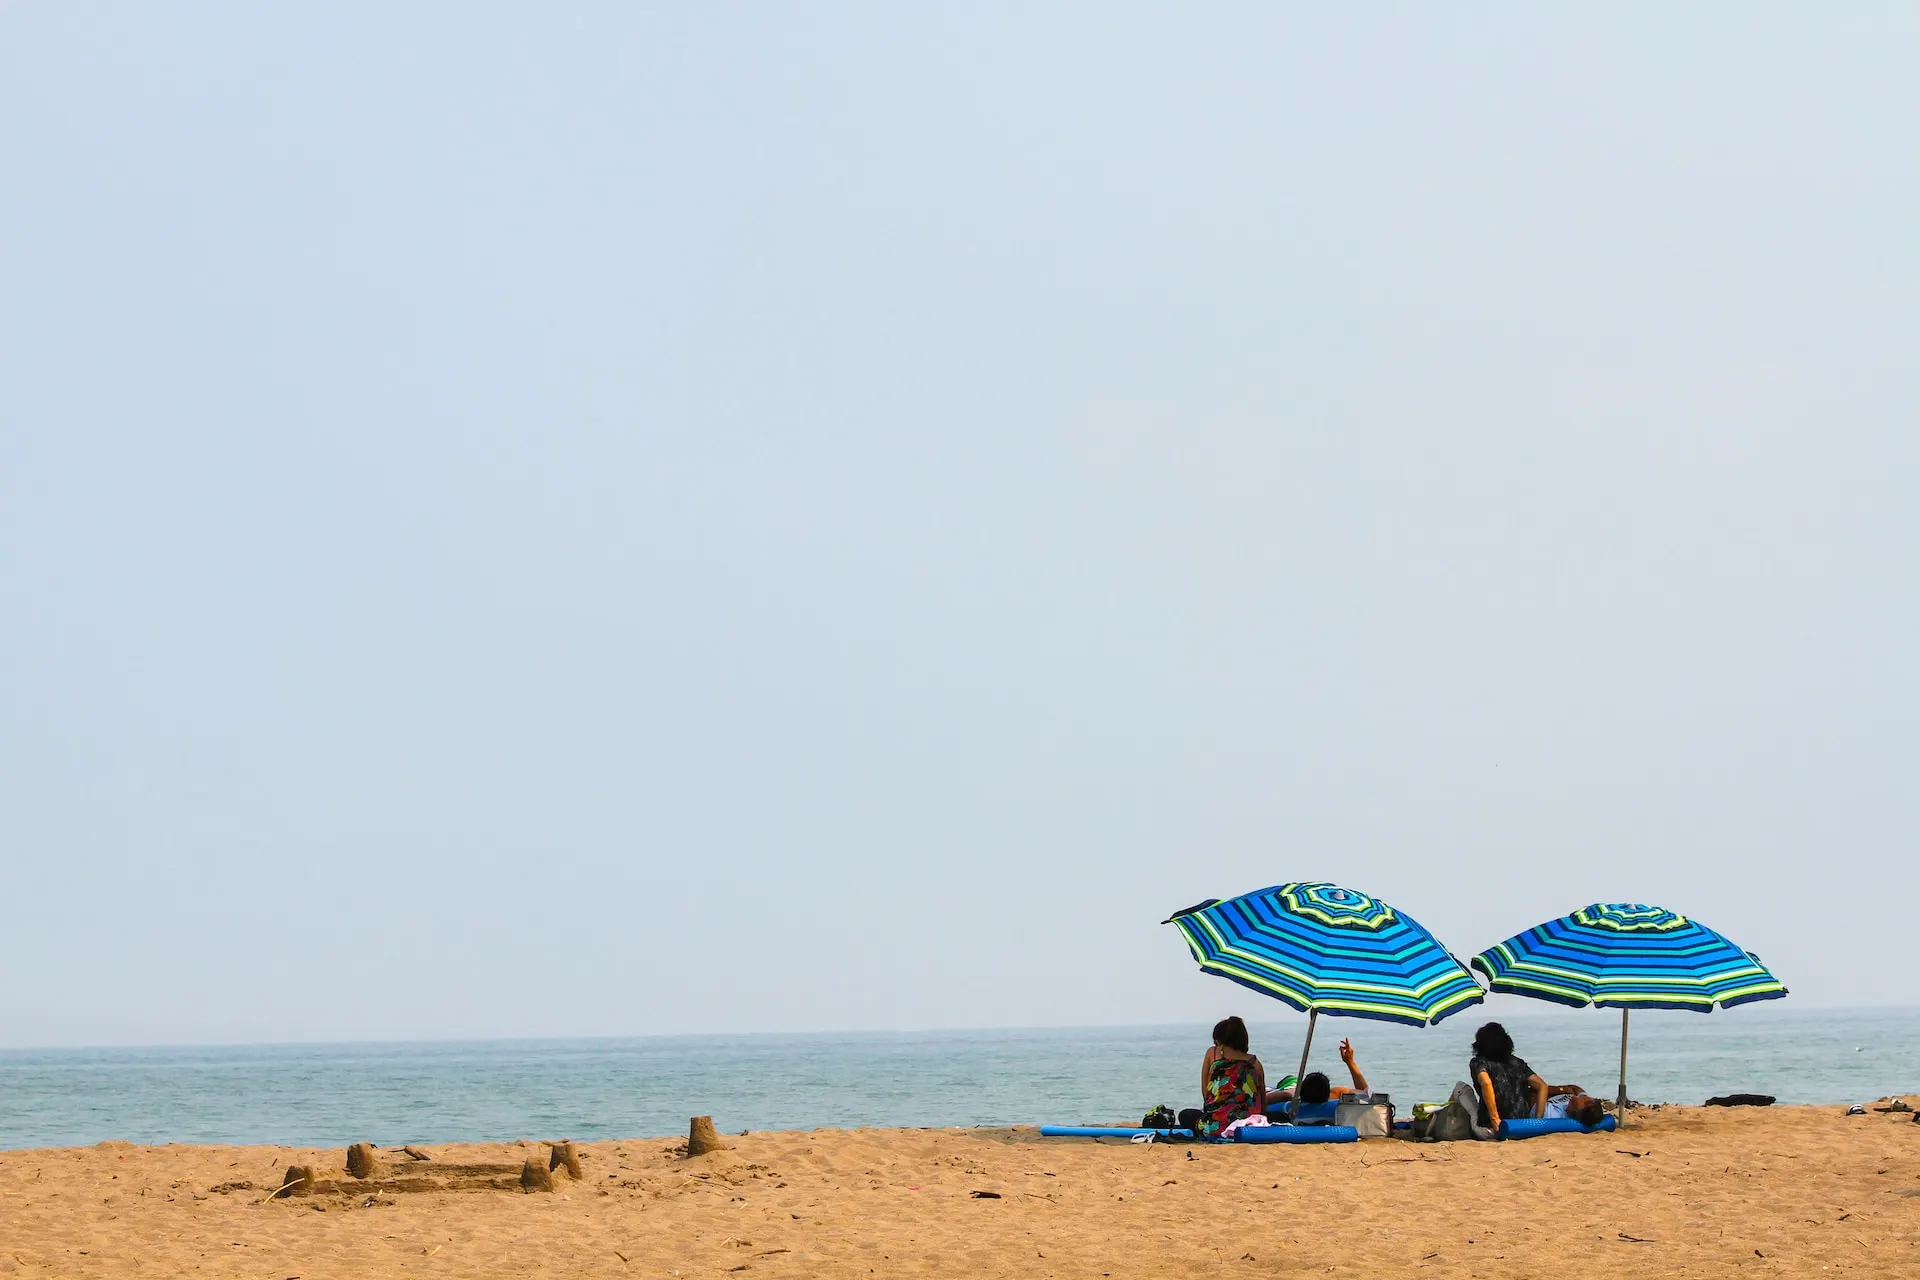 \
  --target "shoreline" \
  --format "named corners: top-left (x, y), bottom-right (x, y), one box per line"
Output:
top-left (3, 1104), bottom-right (1915, 1277)
top-left (6, 1097), bottom-right (1906, 1153)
